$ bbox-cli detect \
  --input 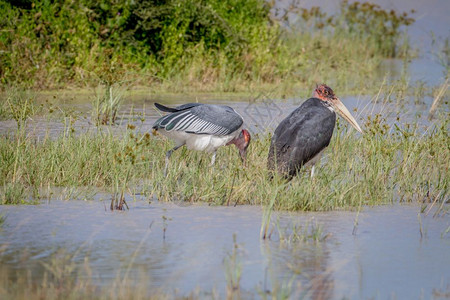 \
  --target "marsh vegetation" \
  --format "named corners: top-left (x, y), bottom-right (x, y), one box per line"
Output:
top-left (0, 85), bottom-right (448, 210)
